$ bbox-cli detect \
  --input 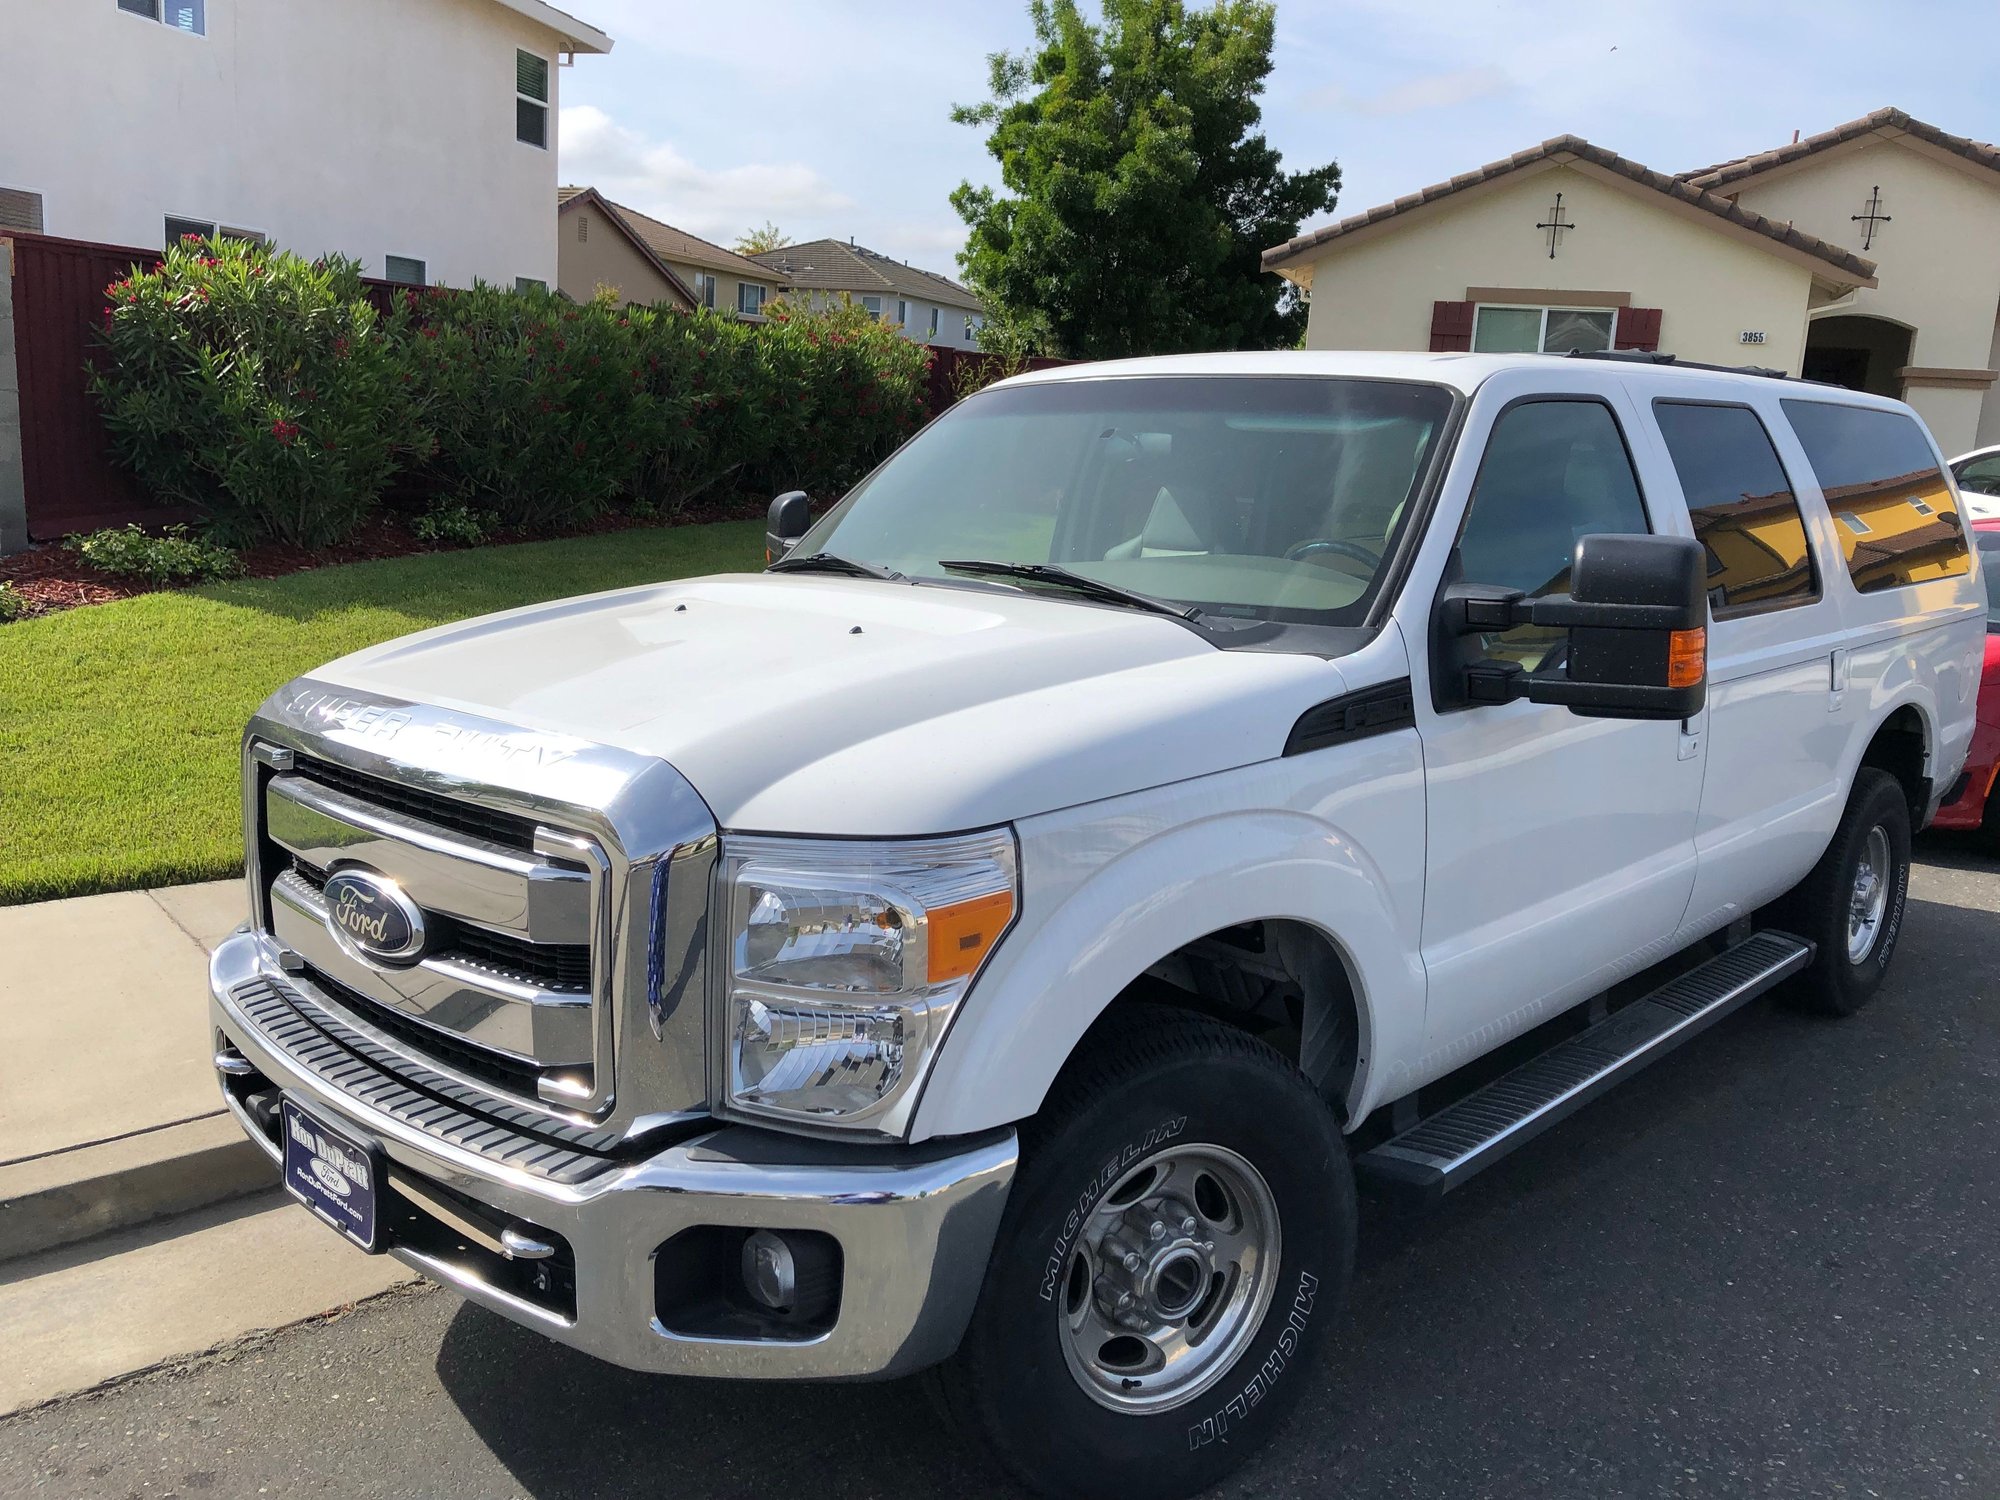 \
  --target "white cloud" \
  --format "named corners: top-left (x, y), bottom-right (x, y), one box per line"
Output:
top-left (1306, 65), bottom-right (1509, 117)
top-left (559, 105), bottom-right (856, 247)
